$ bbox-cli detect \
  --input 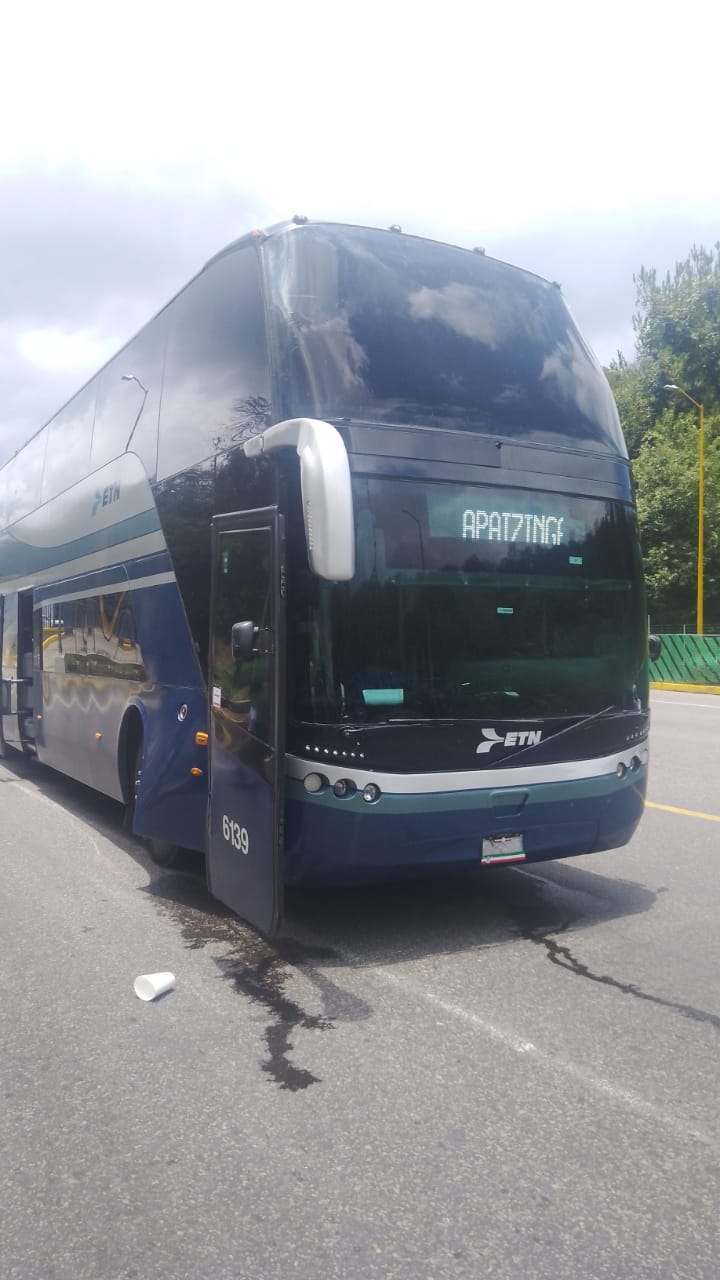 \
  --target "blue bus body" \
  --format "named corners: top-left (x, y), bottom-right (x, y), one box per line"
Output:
top-left (0, 220), bottom-right (649, 931)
